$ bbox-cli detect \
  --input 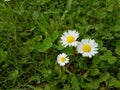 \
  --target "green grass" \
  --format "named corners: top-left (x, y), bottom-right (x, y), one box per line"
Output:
top-left (0, 0), bottom-right (120, 89)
